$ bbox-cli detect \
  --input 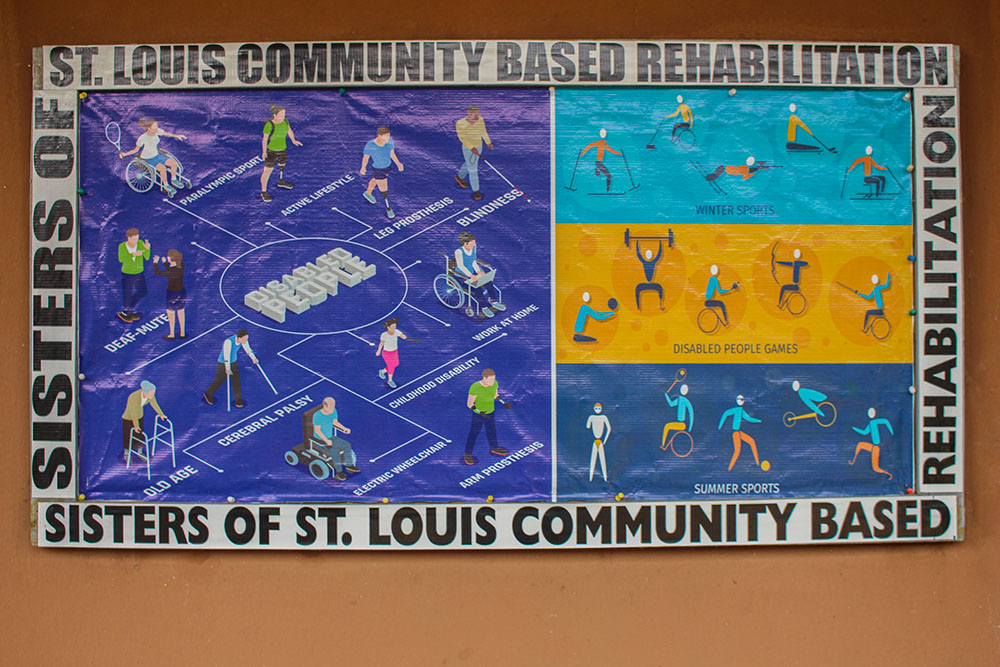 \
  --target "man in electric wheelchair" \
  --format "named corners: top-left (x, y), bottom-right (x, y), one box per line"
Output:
top-left (285, 398), bottom-right (361, 482)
